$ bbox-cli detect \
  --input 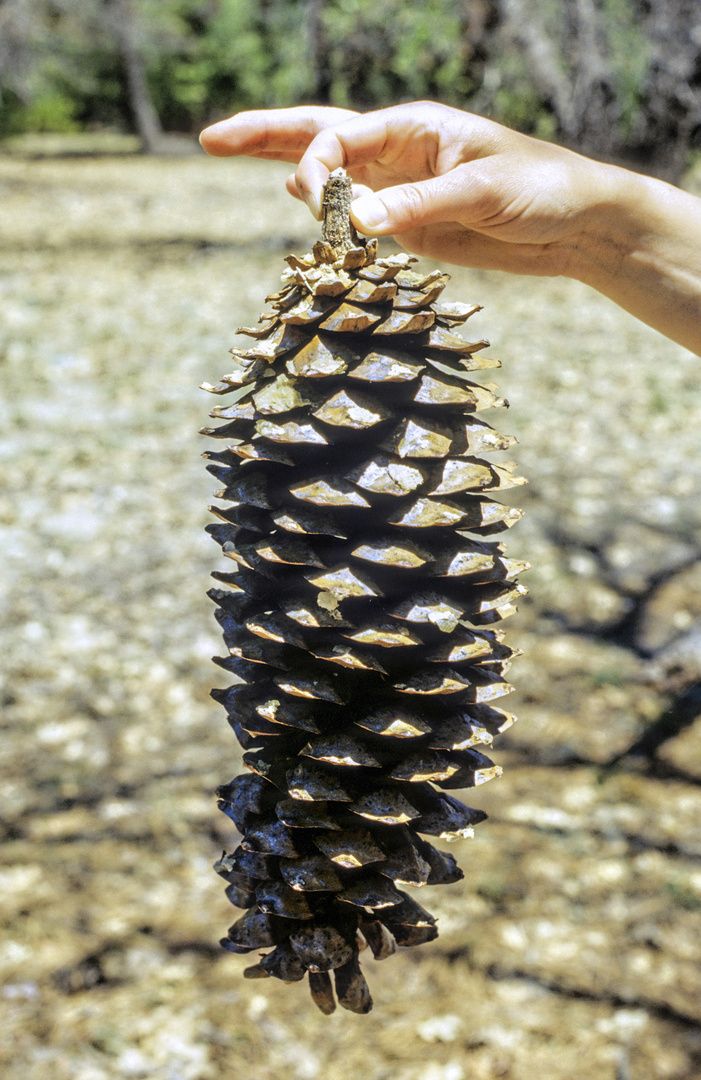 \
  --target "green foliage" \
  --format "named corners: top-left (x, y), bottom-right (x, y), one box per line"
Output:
top-left (0, 0), bottom-right (482, 135)
top-left (598, 0), bottom-right (651, 137)
top-left (320, 0), bottom-right (474, 108)
top-left (666, 879), bottom-right (701, 911)
top-left (6, 92), bottom-right (81, 134)
top-left (487, 53), bottom-right (557, 139)
top-left (145, 0), bottom-right (316, 124)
